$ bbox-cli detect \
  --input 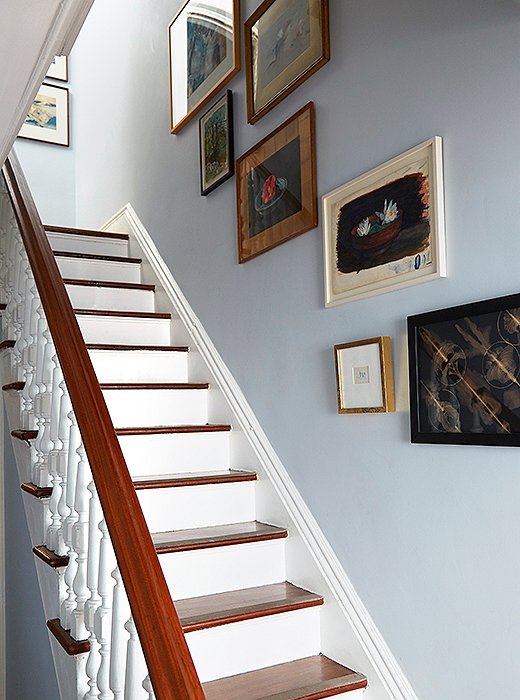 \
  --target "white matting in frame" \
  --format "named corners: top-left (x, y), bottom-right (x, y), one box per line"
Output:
top-left (323, 137), bottom-right (446, 307)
